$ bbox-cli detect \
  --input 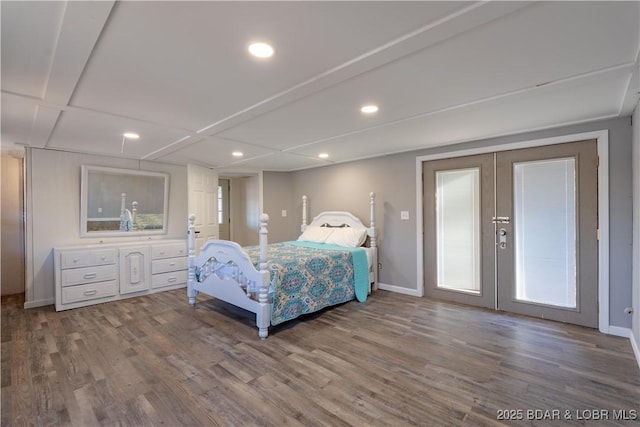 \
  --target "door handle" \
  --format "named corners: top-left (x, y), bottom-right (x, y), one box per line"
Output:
top-left (498, 228), bottom-right (507, 249)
